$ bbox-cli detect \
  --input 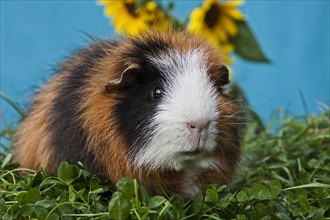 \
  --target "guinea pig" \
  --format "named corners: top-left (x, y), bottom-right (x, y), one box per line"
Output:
top-left (13, 31), bottom-right (241, 198)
